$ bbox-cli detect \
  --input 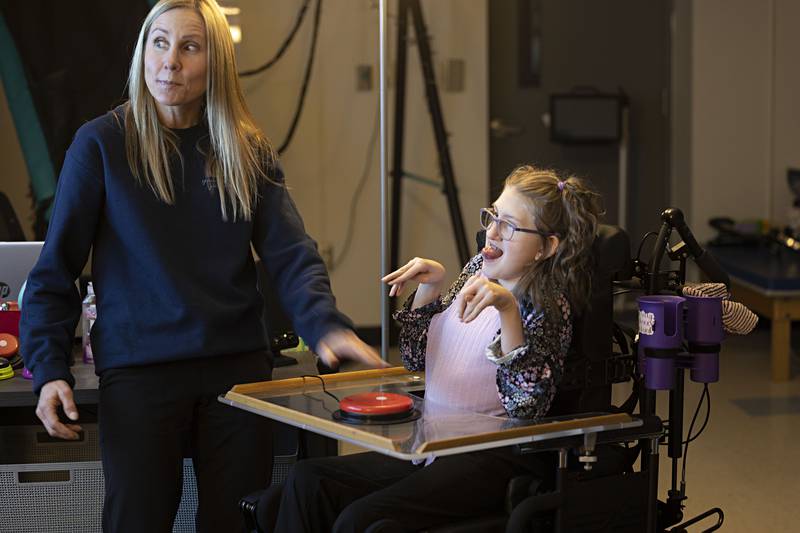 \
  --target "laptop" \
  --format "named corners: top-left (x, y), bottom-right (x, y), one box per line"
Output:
top-left (0, 241), bottom-right (44, 302)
